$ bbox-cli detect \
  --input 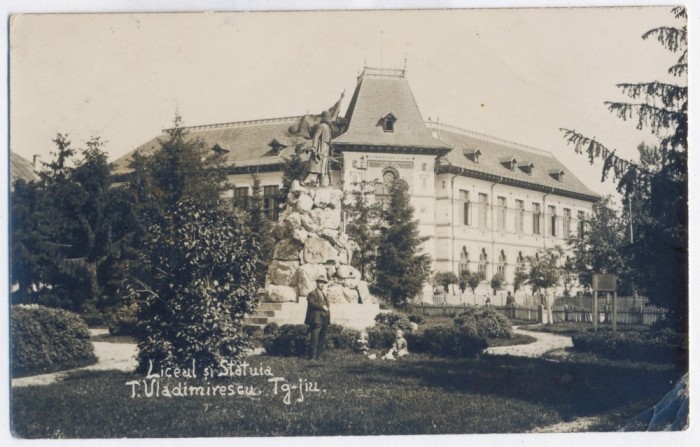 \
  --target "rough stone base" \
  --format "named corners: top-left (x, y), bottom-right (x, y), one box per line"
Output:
top-left (246, 302), bottom-right (381, 330)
